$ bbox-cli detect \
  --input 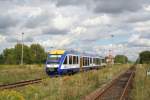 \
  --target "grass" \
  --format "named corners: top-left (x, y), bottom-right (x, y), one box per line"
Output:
top-left (131, 64), bottom-right (150, 100)
top-left (0, 65), bottom-right (47, 84)
top-left (0, 64), bottom-right (130, 100)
